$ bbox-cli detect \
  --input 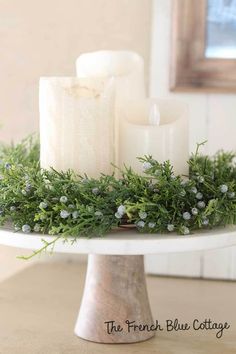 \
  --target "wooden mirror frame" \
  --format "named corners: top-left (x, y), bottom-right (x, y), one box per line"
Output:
top-left (170, 0), bottom-right (236, 93)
